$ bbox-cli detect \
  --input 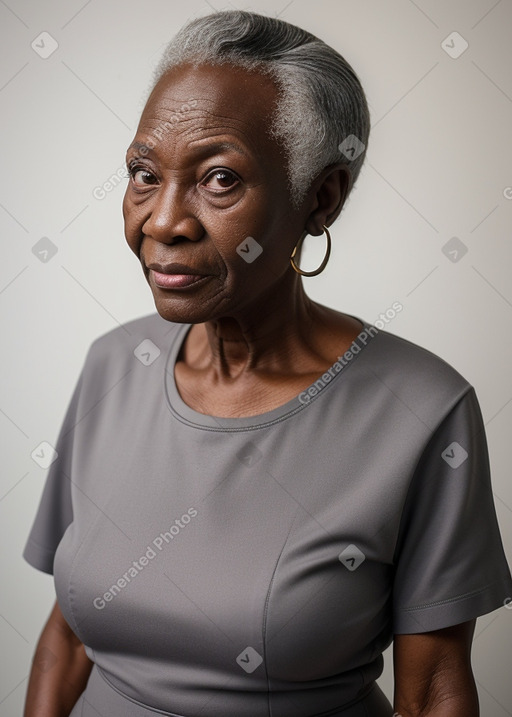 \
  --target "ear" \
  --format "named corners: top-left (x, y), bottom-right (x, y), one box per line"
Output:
top-left (304, 164), bottom-right (353, 236)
